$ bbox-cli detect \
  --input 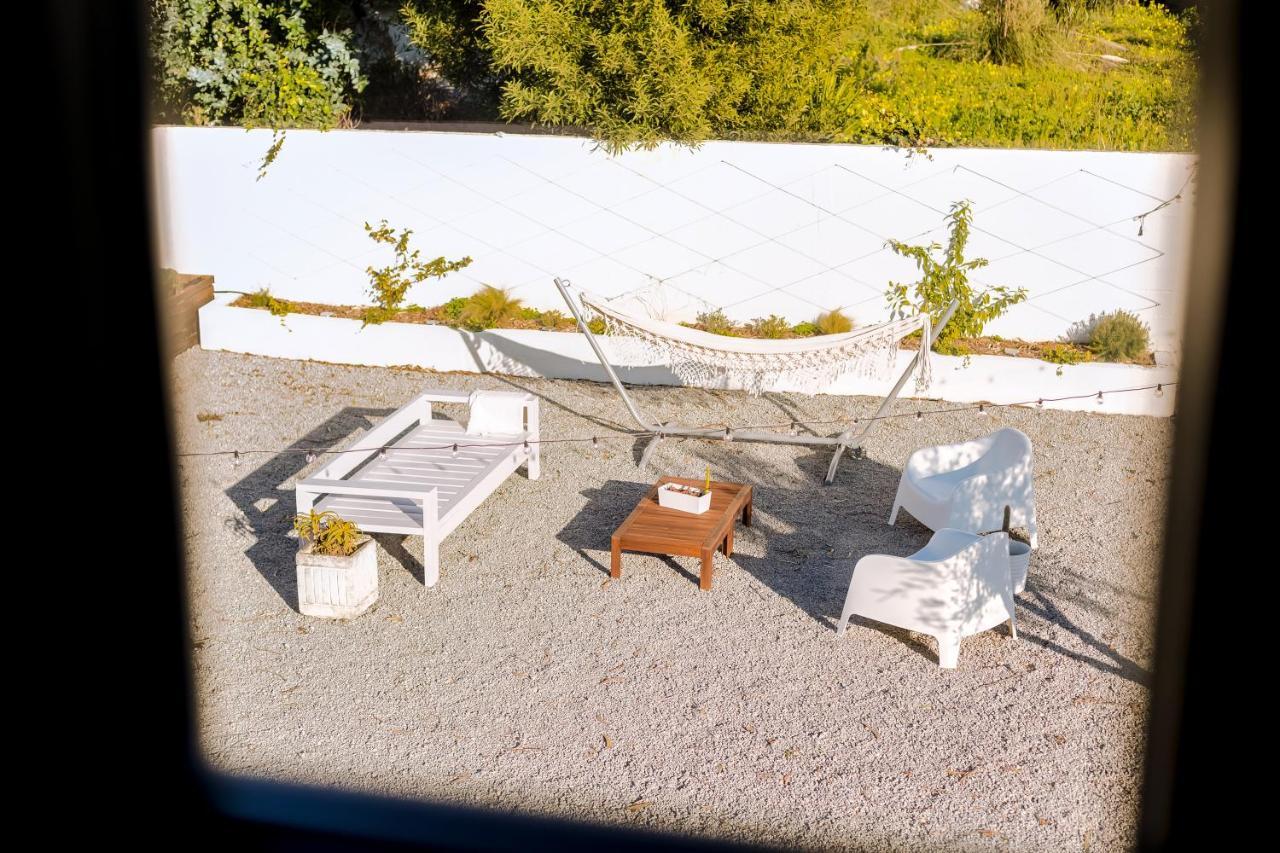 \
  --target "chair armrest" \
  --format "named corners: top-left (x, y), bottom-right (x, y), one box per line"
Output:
top-left (297, 478), bottom-right (439, 501)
